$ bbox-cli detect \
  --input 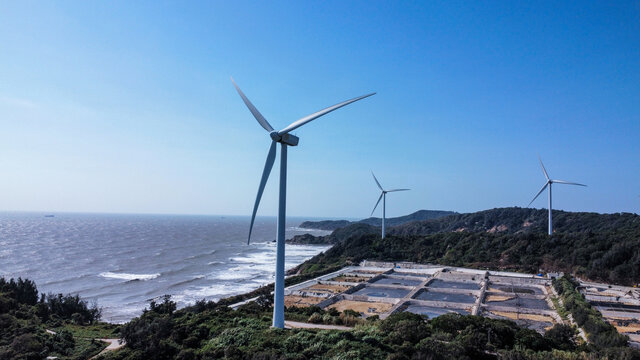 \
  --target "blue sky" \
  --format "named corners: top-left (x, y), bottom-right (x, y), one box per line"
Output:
top-left (0, 1), bottom-right (638, 217)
